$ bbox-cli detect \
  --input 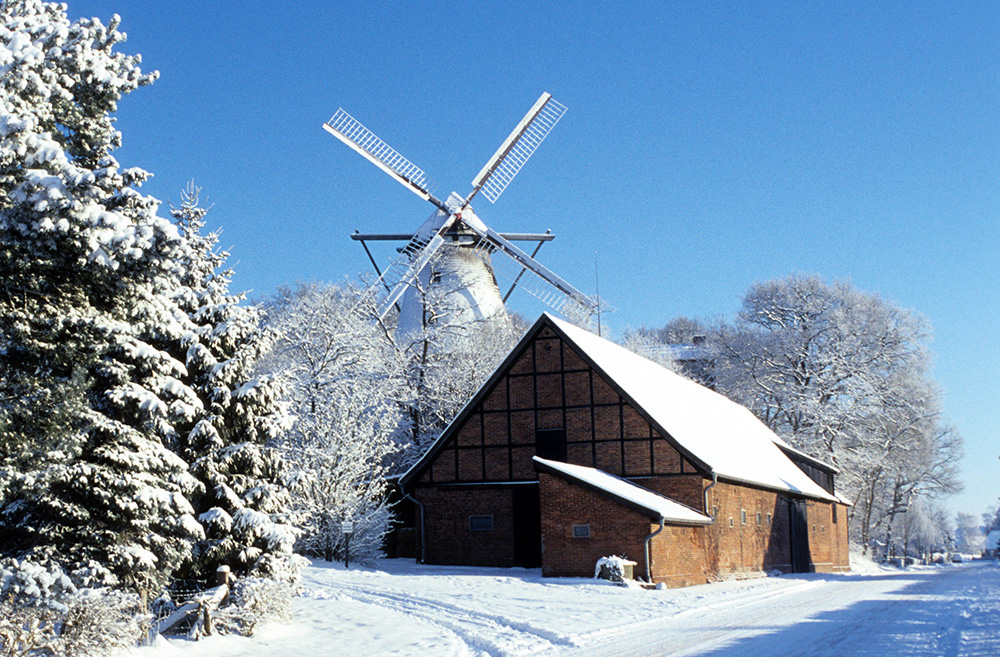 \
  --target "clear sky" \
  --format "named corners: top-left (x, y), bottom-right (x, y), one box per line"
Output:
top-left (71, 1), bottom-right (999, 521)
